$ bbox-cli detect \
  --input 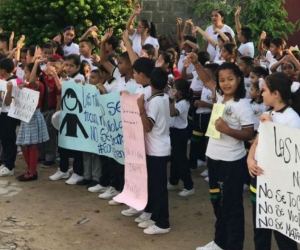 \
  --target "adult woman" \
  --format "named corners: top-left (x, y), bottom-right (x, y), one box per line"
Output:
top-left (126, 4), bottom-right (159, 59)
top-left (203, 10), bottom-right (235, 61)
